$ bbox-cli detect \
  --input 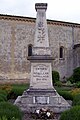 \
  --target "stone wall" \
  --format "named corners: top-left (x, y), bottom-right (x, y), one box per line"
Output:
top-left (0, 19), bottom-right (35, 80)
top-left (0, 15), bottom-right (80, 81)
